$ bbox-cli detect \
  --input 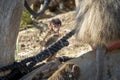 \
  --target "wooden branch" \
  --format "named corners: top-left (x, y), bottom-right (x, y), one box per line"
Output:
top-left (19, 59), bottom-right (61, 80)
